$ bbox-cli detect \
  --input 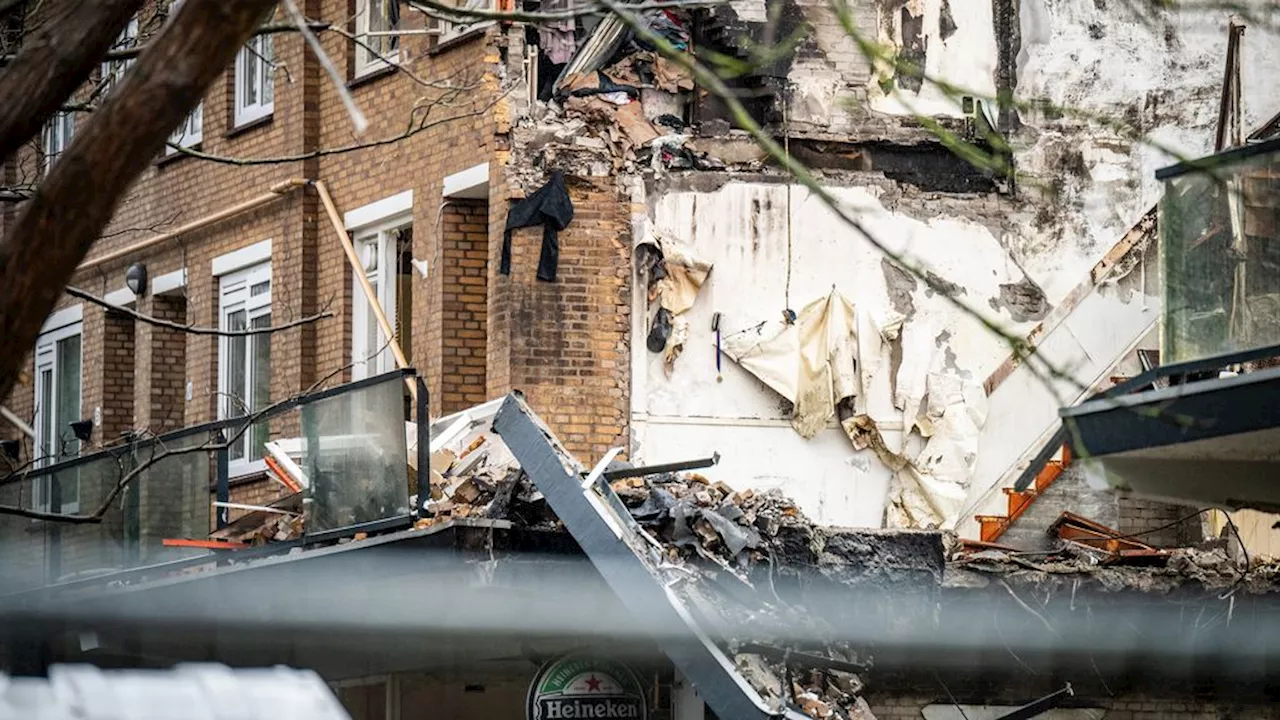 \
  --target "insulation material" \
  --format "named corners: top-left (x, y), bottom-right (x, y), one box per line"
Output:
top-left (885, 362), bottom-right (986, 530)
top-left (639, 233), bottom-right (713, 374)
top-left (655, 234), bottom-right (712, 314)
top-left (719, 288), bottom-right (985, 530)
top-left (722, 290), bottom-right (858, 439)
